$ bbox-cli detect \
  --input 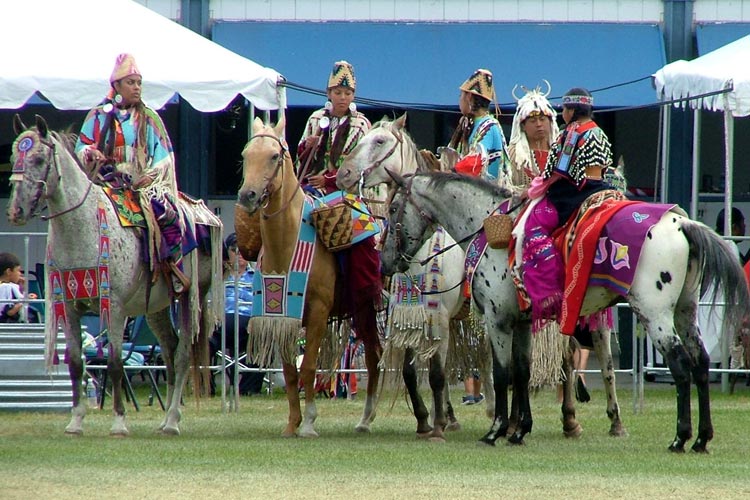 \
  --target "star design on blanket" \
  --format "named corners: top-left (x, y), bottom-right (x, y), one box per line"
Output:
top-left (609, 240), bottom-right (631, 270)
